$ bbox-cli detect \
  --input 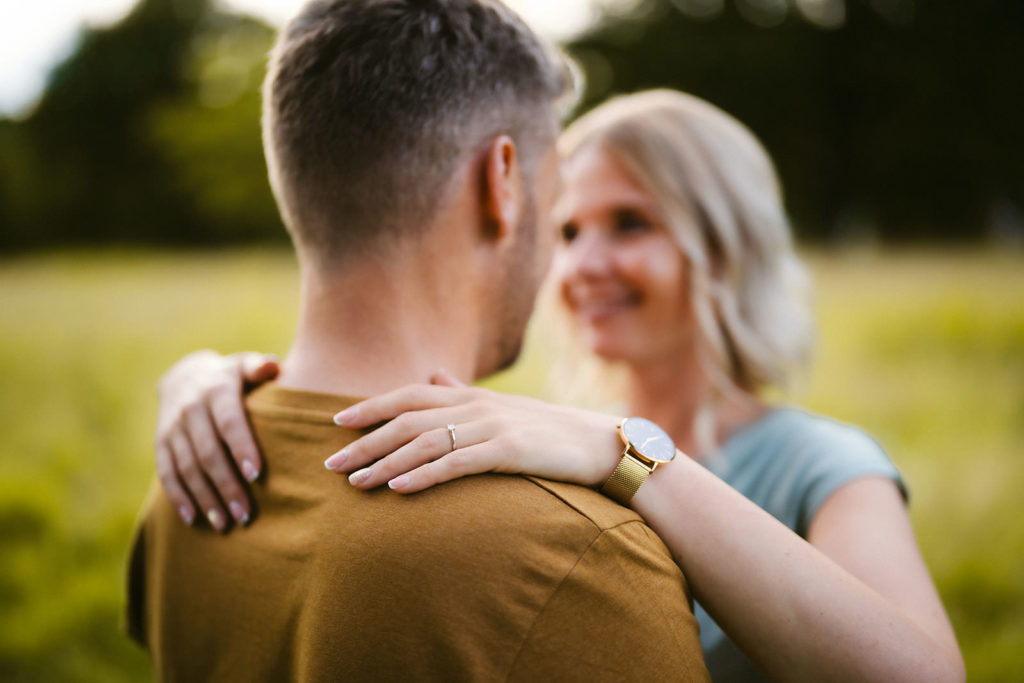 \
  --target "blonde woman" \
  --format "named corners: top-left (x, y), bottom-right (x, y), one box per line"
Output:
top-left (153, 90), bottom-right (963, 680)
